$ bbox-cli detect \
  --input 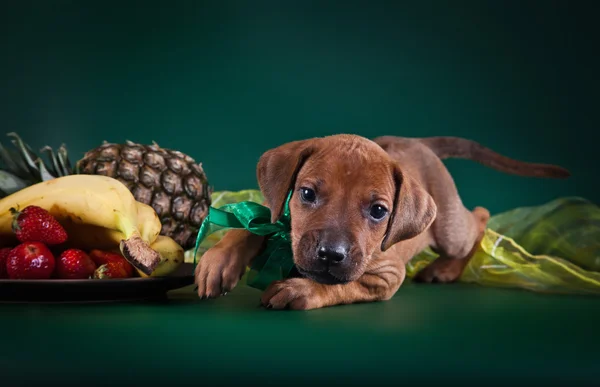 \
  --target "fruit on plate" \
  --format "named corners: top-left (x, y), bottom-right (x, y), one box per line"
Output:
top-left (0, 247), bottom-right (10, 278)
top-left (0, 174), bottom-right (162, 275)
top-left (86, 235), bottom-right (183, 278)
top-left (93, 262), bottom-right (129, 279)
top-left (67, 223), bottom-right (185, 277)
top-left (6, 242), bottom-right (55, 279)
top-left (56, 249), bottom-right (97, 279)
top-left (10, 205), bottom-right (68, 245)
top-left (0, 133), bottom-right (212, 250)
top-left (136, 235), bottom-right (184, 278)
top-left (59, 201), bottom-right (162, 251)
top-left (89, 249), bottom-right (134, 277)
